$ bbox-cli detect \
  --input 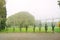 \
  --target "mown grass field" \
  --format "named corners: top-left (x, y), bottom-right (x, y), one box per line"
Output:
top-left (0, 27), bottom-right (60, 33)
